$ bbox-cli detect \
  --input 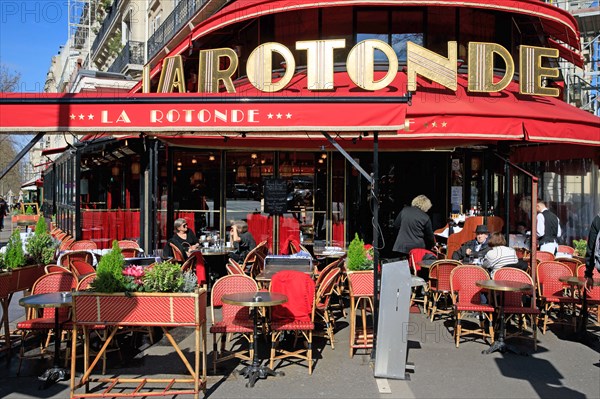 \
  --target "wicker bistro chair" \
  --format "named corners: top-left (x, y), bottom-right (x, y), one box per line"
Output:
top-left (536, 261), bottom-right (578, 334)
top-left (493, 267), bottom-right (540, 350)
top-left (449, 265), bottom-right (495, 348)
top-left (269, 270), bottom-right (316, 374)
top-left (210, 275), bottom-right (258, 374)
top-left (169, 242), bottom-right (186, 262)
top-left (555, 257), bottom-right (583, 276)
top-left (428, 260), bottom-right (461, 322)
top-left (408, 248), bottom-right (437, 314)
top-left (347, 270), bottom-right (374, 358)
top-left (16, 272), bottom-right (78, 375)
top-left (314, 267), bottom-right (342, 349)
top-left (70, 260), bottom-right (96, 279)
top-left (44, 264), bottom-right (72, 274)
top-left (576, 265), bottom-right (600, 327)
top-left (226, 259), bottom-right (246, 275)
top-left (60, 250), bottom-right (95, 270)
top-left (118, 240), bottom-right (142, 258)
top-left (244, 241), bottom-right (269, 278)
top-left (536, 251), bottom-right (556, 263)
top-left (69, 240), bottom-right (98, 251)
top-left (557, 245), bottom-right (575, 255)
